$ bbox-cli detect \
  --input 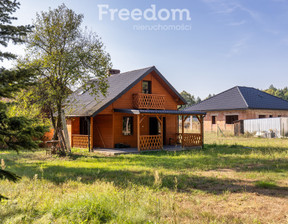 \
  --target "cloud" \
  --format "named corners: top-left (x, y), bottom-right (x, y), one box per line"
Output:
top-left (201, 0), bottom-right (261, 22)
top-left (228, 20), bottom-right (246, 26)
top-left (226, 37), bottom-right (250, 57)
